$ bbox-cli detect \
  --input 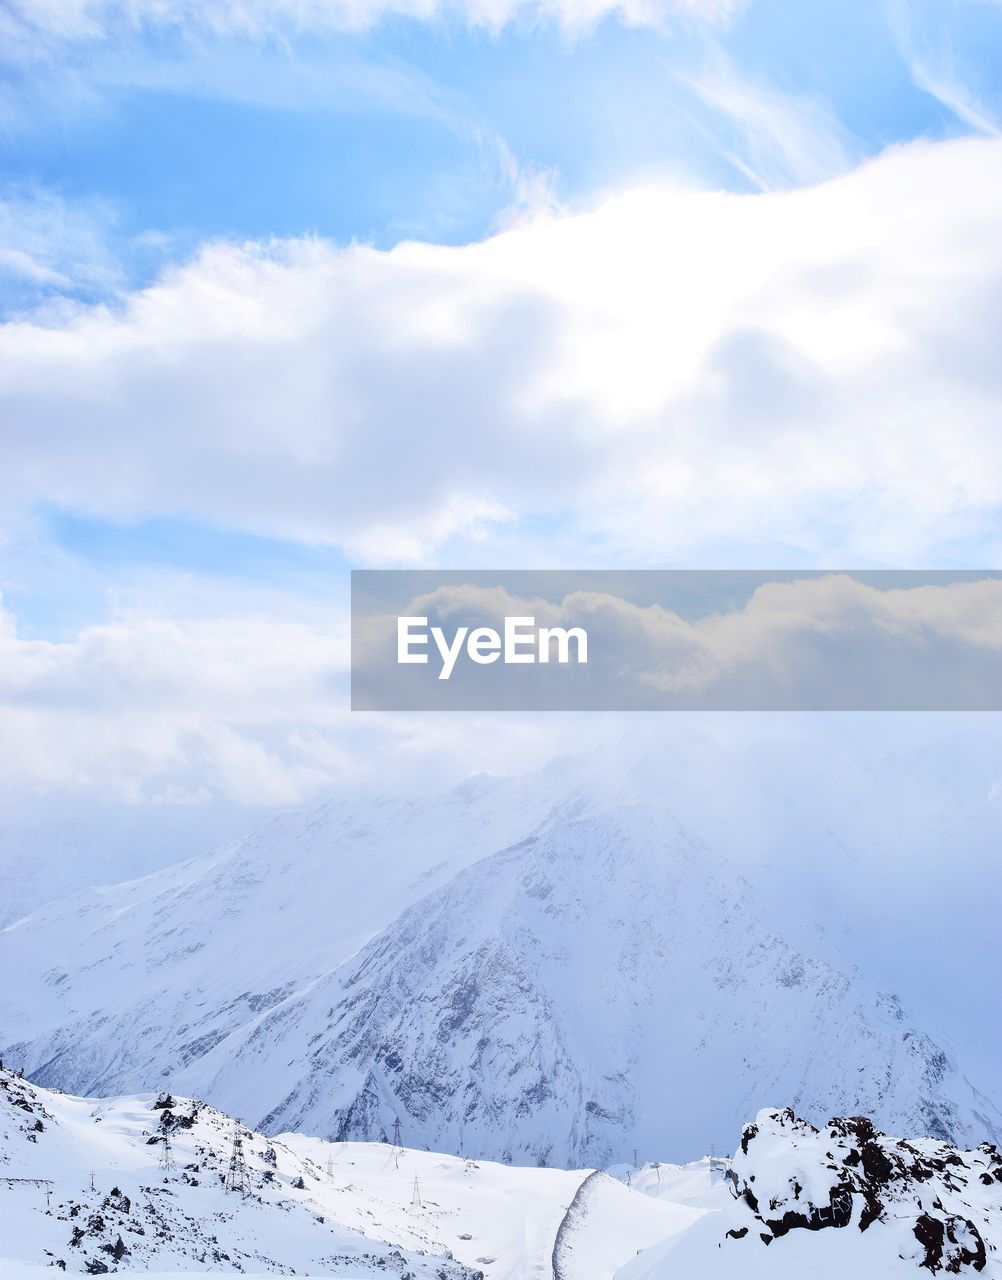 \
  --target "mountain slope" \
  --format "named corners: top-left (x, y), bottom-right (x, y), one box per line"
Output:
top-left (0, 766), bottom-right (593, 1105)
top-left (195, 806), bottom-right (1001, 1166)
